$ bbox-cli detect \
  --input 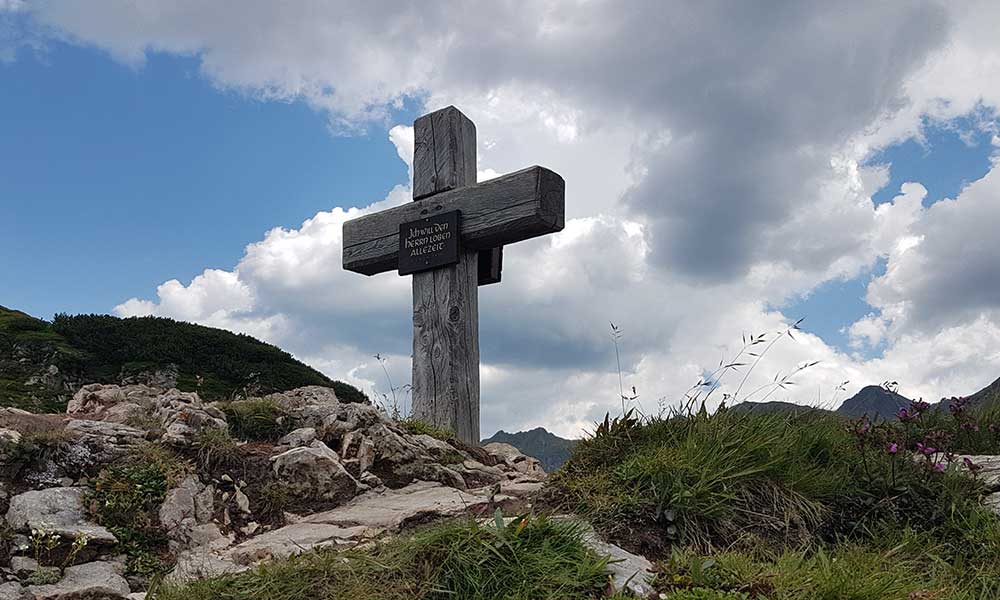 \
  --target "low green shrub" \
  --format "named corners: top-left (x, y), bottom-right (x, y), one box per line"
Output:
top-left (331, 381), bottom-right (368, 404)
